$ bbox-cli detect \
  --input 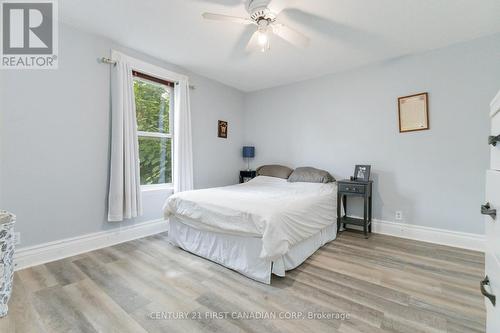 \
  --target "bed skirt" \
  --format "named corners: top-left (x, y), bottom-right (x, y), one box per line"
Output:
top-left (168, 216), bottom-right (337, 284)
